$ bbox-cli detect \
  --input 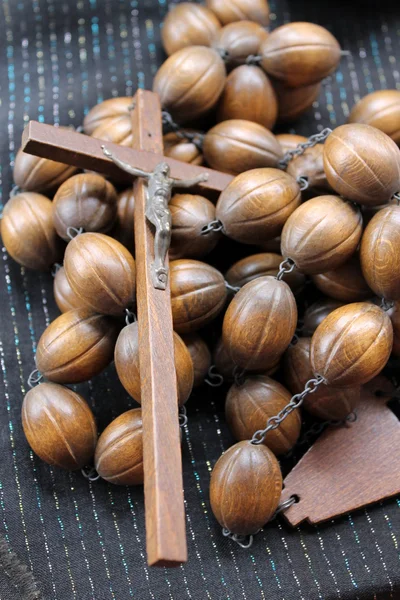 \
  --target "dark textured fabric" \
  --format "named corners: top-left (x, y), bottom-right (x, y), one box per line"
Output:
top-left (1, 1), bottom-right (400, 598)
